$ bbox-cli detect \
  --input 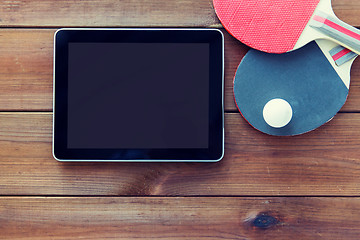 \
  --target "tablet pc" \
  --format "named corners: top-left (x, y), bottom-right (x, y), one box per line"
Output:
top-left (53, 28), bottom-right (224, 162)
